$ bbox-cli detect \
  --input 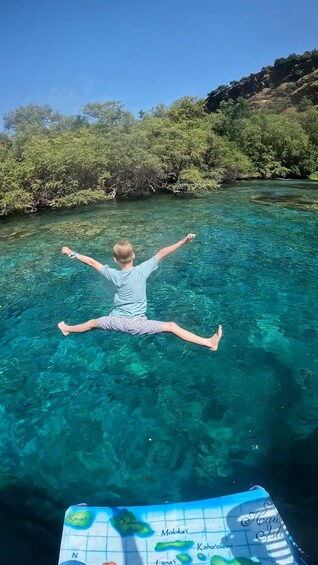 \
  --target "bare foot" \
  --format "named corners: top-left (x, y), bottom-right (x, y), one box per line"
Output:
top-left (209, 324), bottom-right (222, 351)
top-left (58, 321), bottom-right (70, 336)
